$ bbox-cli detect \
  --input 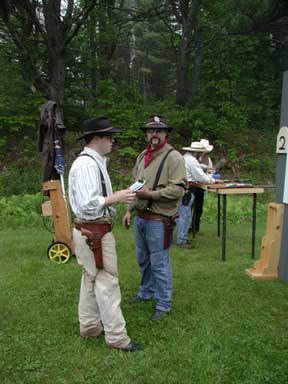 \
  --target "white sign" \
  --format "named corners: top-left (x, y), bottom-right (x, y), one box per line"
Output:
top-left (276, 126), bottom-right (288, 153)
top-left (283, 155), bottom-right (288, 204)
